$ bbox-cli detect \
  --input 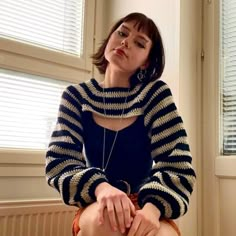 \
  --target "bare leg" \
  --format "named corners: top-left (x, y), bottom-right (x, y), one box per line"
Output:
top-left (77, 202), bottom-right (179, 236)
top-left (78, 202), bottom-right (125, 236)
top-left (156, 221), bottom-right (179, 236)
